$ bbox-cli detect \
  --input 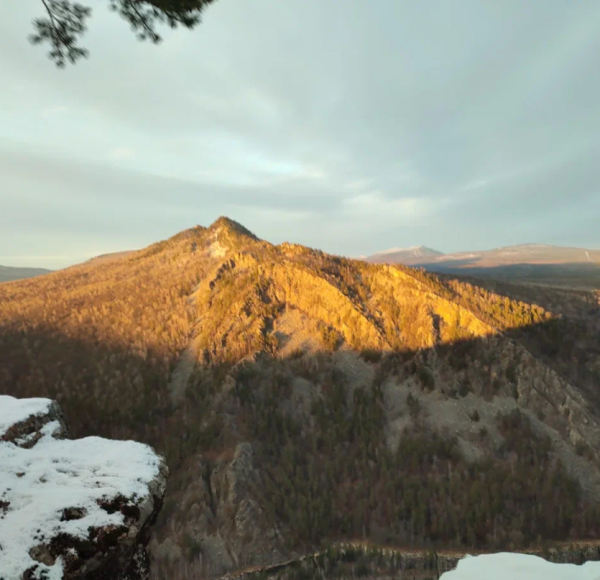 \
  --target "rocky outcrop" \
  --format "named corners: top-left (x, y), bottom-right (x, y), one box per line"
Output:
top-left (0, 395), bottom-right (168, 580)
top-left (0, 397), bottom-right (69, 448)
top-left (152, 442), bottom-right (289, 579)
